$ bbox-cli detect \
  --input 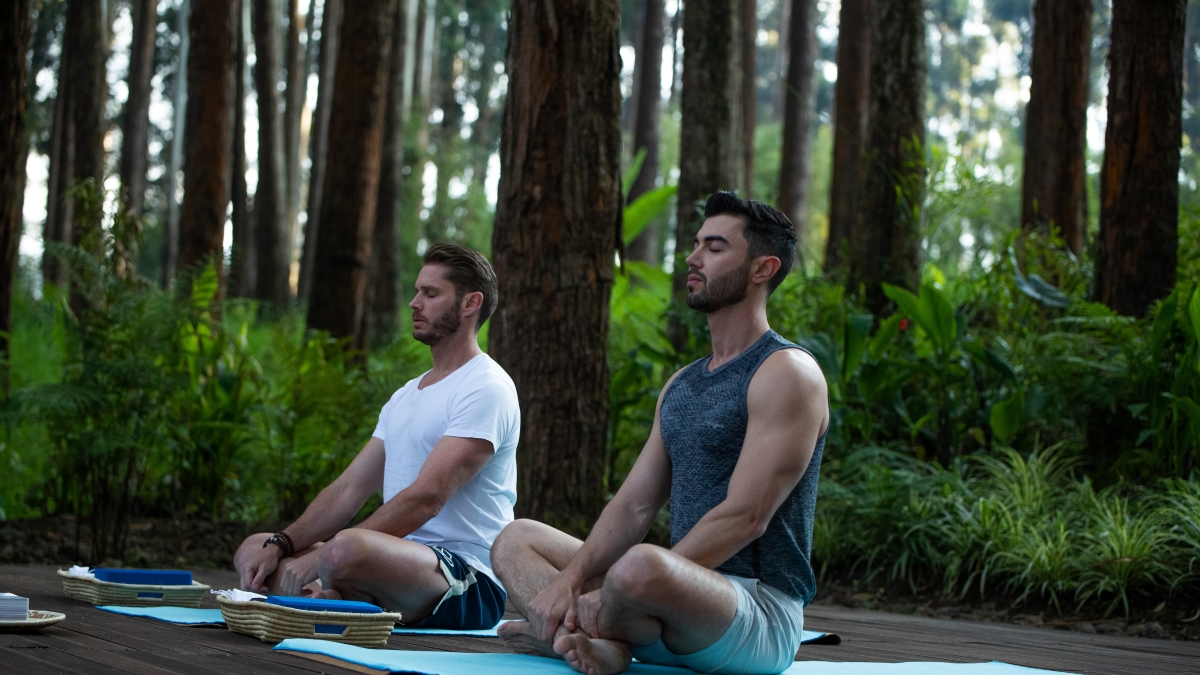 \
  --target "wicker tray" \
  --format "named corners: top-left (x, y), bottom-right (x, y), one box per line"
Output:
top-left (57, 570), bottom-right (210, 607)
top-left (217, 596), bottom-right (401, 646)
top-left (0, 610), bottom-right (66, 631)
